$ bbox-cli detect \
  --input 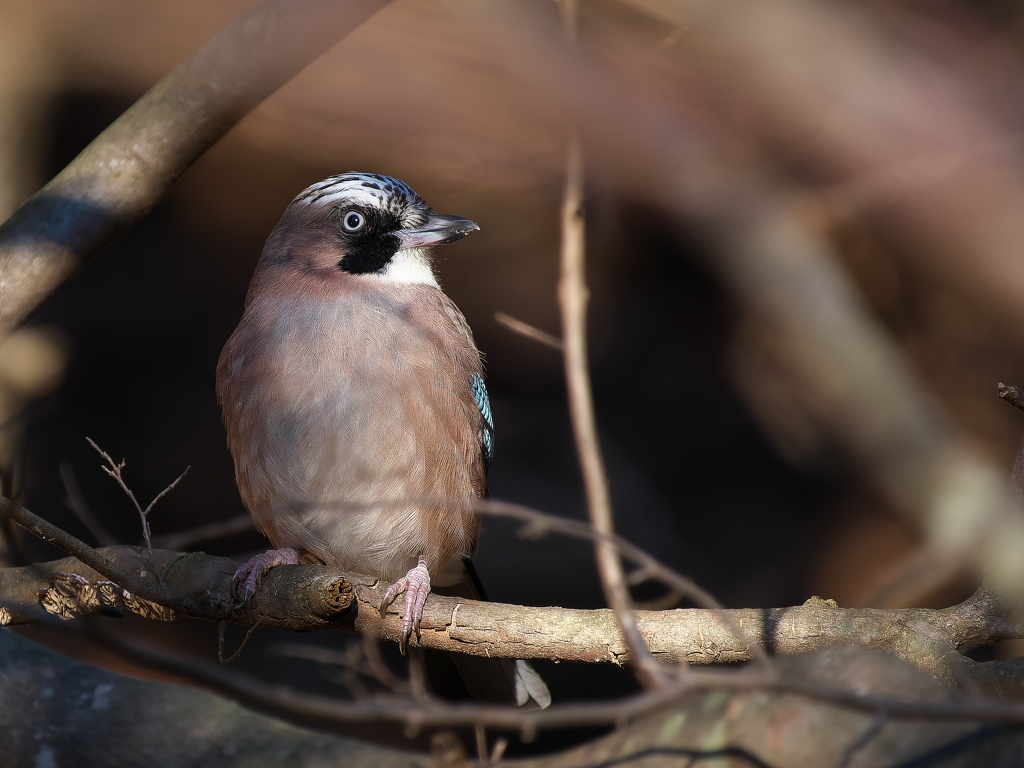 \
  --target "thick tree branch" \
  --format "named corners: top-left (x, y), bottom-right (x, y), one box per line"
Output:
top-left (2, 544), bottom-right (1021, 695)
top-left (0, 547), bottom-right (352, 630)
top-left (1, 492), bottom-right (1019, 686)
top-left (0, 0), bottom-right (389, 336)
